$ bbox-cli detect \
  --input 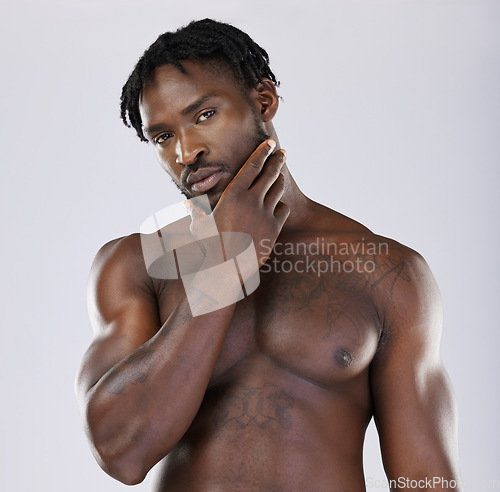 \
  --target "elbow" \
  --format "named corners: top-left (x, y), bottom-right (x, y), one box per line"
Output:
top-left (84, 411), bottom-right (175, 485)
top-left (84, 406), bottom-right (149, 485)
top-left (91, 428), bottom-right (177, 485)
top-left (80, 393), bottom-right (176, 485)
top-left (91, 438), bottom-right (149, 485)
top-left (104, 463), bottom-right (147, 486)
top-left (90, 427), bottom-right (177, 485)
